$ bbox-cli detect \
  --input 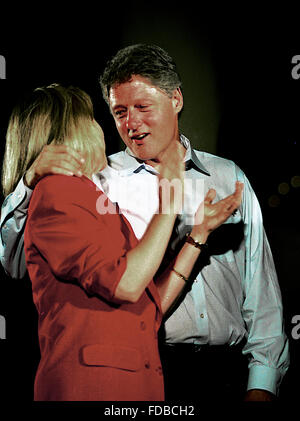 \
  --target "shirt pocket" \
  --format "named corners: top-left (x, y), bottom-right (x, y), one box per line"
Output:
top-left (80, 344), bottom-right (142, 372)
